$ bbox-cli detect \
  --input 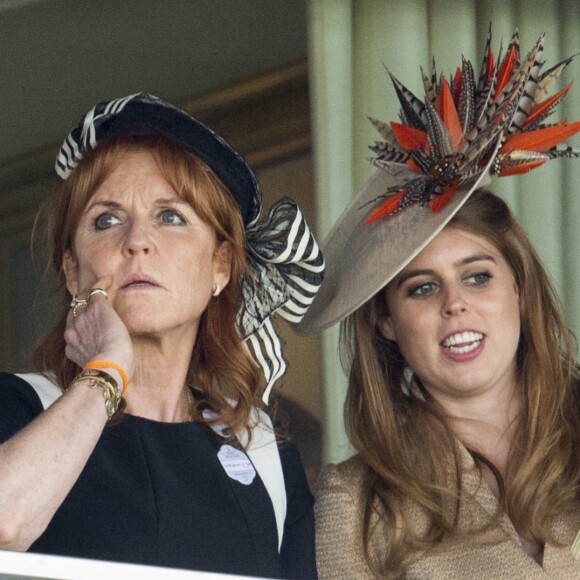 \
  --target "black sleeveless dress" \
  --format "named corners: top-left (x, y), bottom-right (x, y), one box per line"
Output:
top-left (0, 372), bottom-right (316, 579)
